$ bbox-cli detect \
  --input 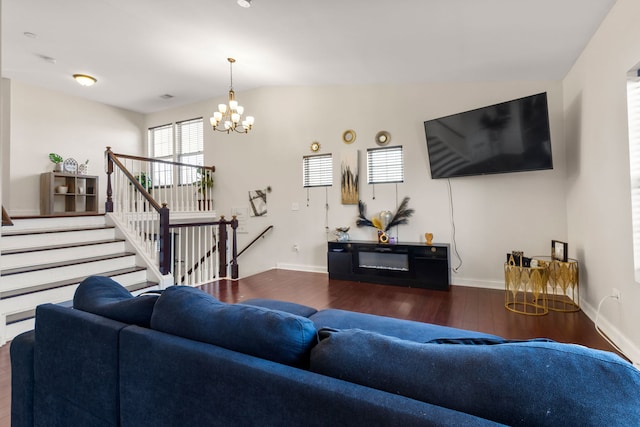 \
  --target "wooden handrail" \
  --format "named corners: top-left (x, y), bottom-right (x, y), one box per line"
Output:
top-left (237, 225), bottom-right (273, 258)
top-left (108, 149), bottom-right (215, 173)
